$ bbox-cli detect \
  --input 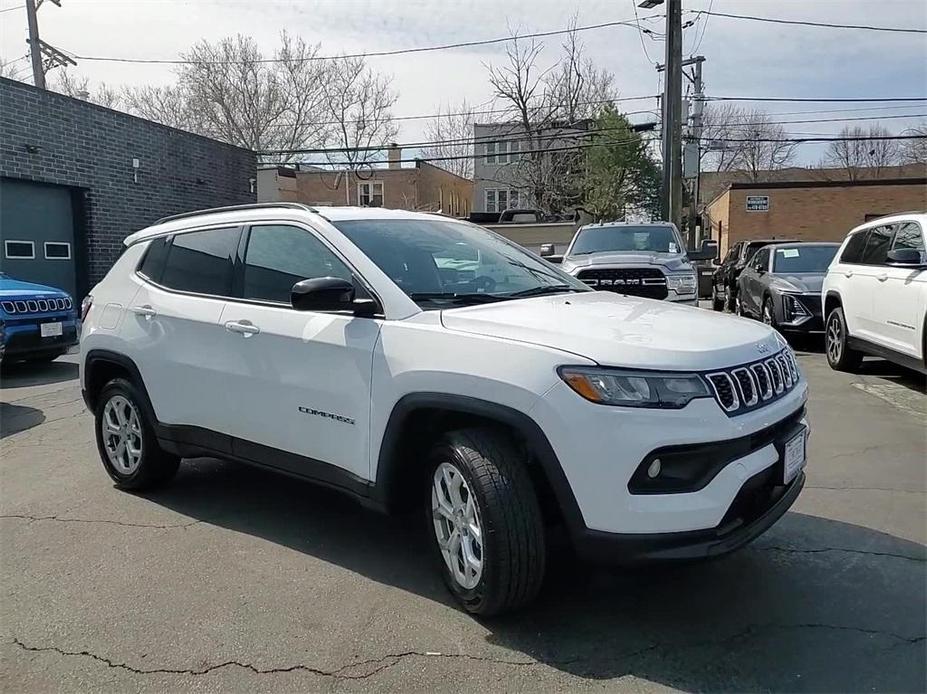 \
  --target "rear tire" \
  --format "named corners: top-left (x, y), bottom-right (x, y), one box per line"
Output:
top-left (94, 378), bottom-right (180, 490)
top-left (425, 428), bottom-right (546, 616)
top-left (825, 307), bottom-right (862, 372)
